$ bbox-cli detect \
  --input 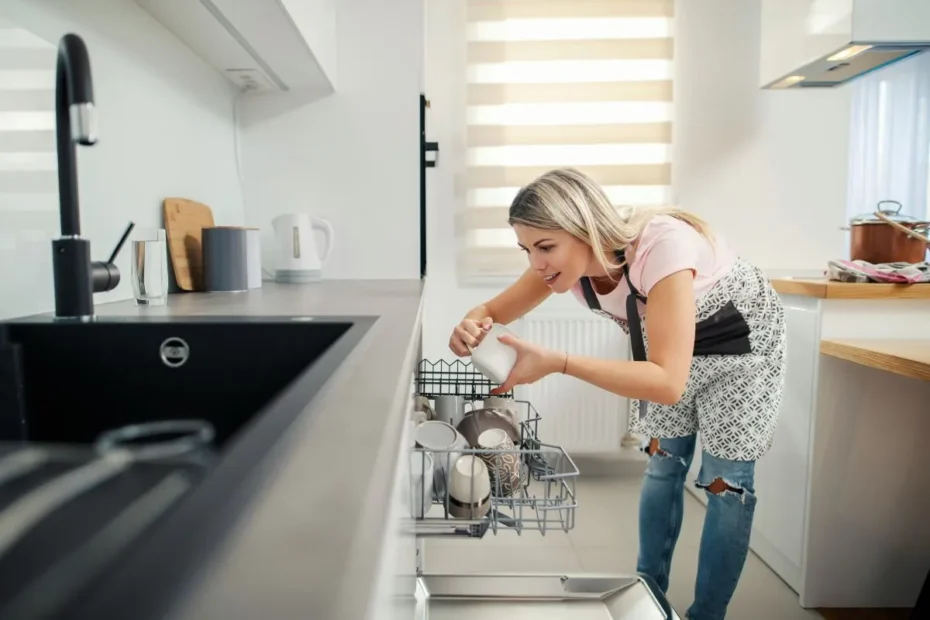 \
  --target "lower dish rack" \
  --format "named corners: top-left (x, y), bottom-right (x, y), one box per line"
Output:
top-left (412, 360), bottom-right (579, 538)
